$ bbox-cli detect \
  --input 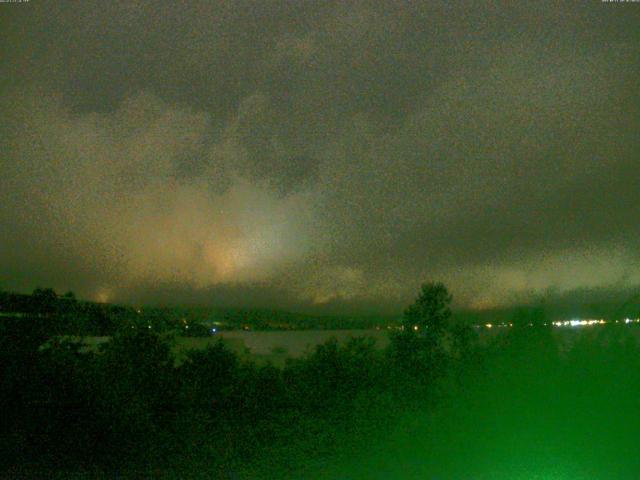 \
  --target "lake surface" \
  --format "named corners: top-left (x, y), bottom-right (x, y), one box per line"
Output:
top-left (215, 324), bottom-right (640, 357)
top-left (45, 324), bottom-right (640, 362)
top-left (216, 329), bottom-right (390, 356)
